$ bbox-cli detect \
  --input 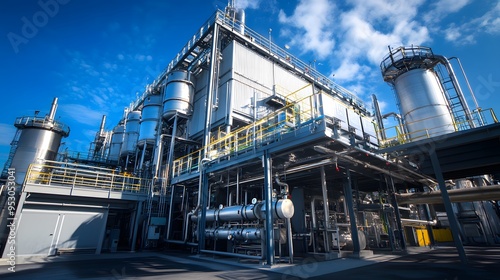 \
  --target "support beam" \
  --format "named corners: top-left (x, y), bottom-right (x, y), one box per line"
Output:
top-left (429, 149), bottom-right (468, 264)
top-left (343, 169), bottom-right (360, 255)
top-left (388, 175), bottom-right (406, 251)
top-left (131, 201), bottom-right (143, 252)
